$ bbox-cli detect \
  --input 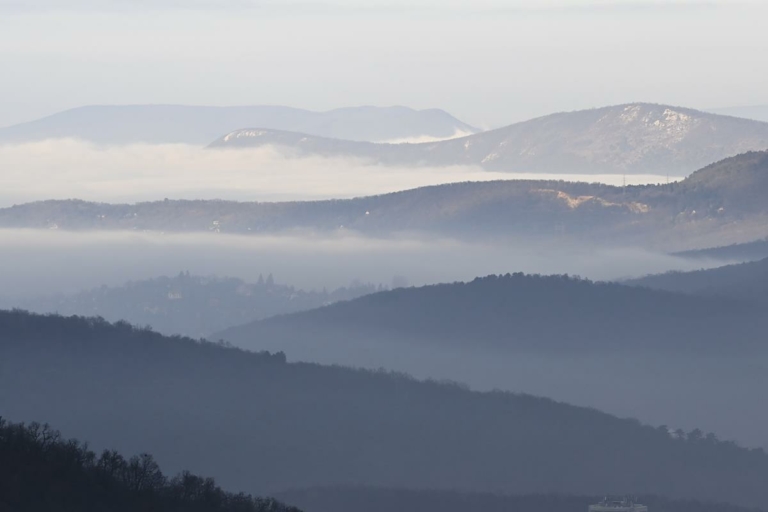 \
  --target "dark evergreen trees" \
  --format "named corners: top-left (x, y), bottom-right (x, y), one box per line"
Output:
top-left (0, 417), bottom-right (301, 512)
